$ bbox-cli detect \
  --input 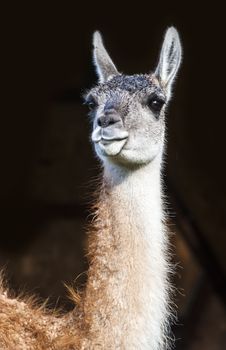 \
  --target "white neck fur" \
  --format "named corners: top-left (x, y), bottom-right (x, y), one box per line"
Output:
top-left (81, 155), bottom-right (171, 350)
